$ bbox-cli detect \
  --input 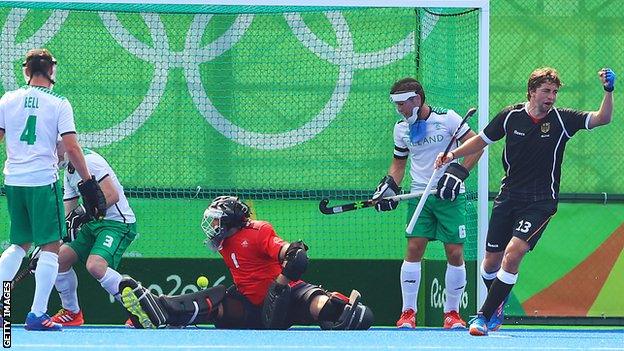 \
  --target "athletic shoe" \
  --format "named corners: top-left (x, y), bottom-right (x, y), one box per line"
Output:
top-left (396, 308), bottom-right (416, 329)
top-left (125, 318), bottom-right (135, 328)
top-left (24, 312), bottom-right (62, 331)
top-left (488, 295), bottom-right (508, 332)
top-left (468, 314), bottom-right (488, 336)
top-left (51, 308), bottom-right (84, 326)
top-left (120, 286), bottom-right (155, 328)
top-left (443, 310), bottom-right (466, 329)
